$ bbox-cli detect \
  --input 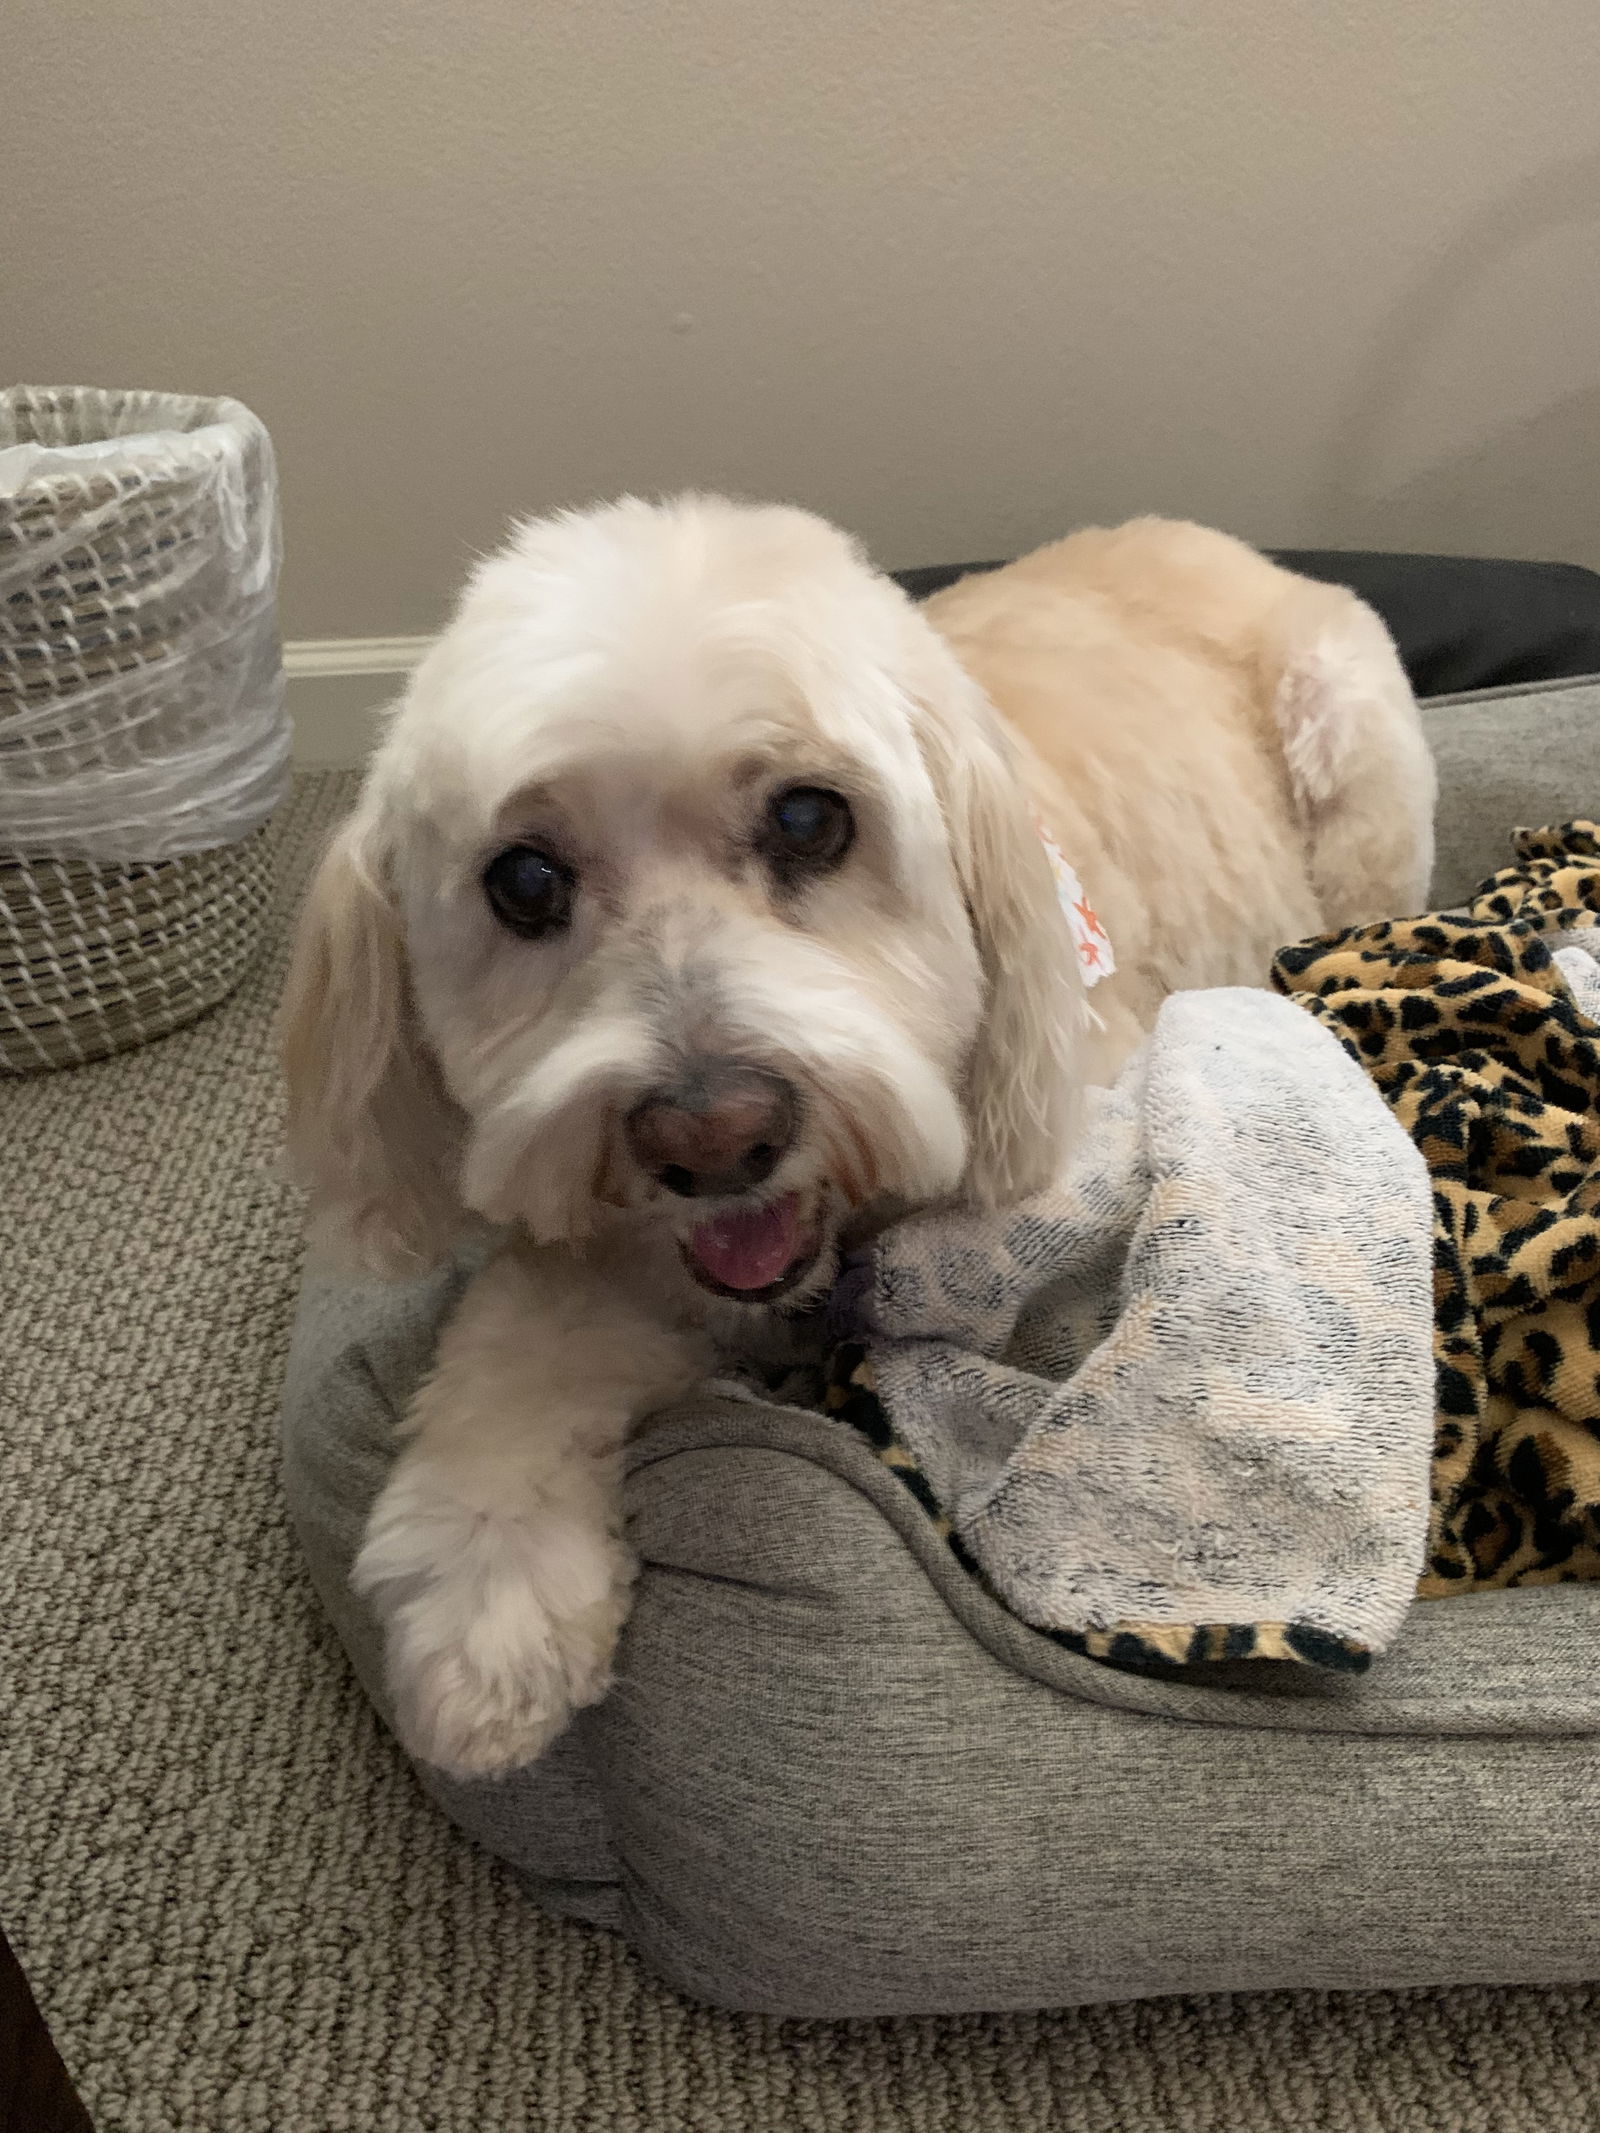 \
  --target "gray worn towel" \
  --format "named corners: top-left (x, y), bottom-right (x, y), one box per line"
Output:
top-left (828, 988), bottom-right (1438, 1670)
